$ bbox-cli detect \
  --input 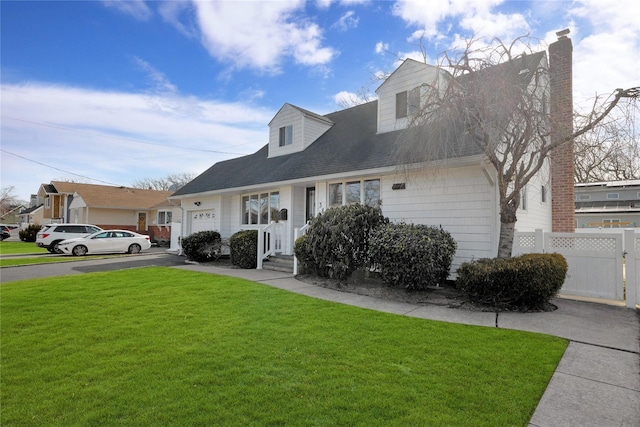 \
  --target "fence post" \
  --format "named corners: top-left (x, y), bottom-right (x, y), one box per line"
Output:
top-left (624, 229), bottom-right (638, 309)
top-left (535, 229), bottom-right (545, 253)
